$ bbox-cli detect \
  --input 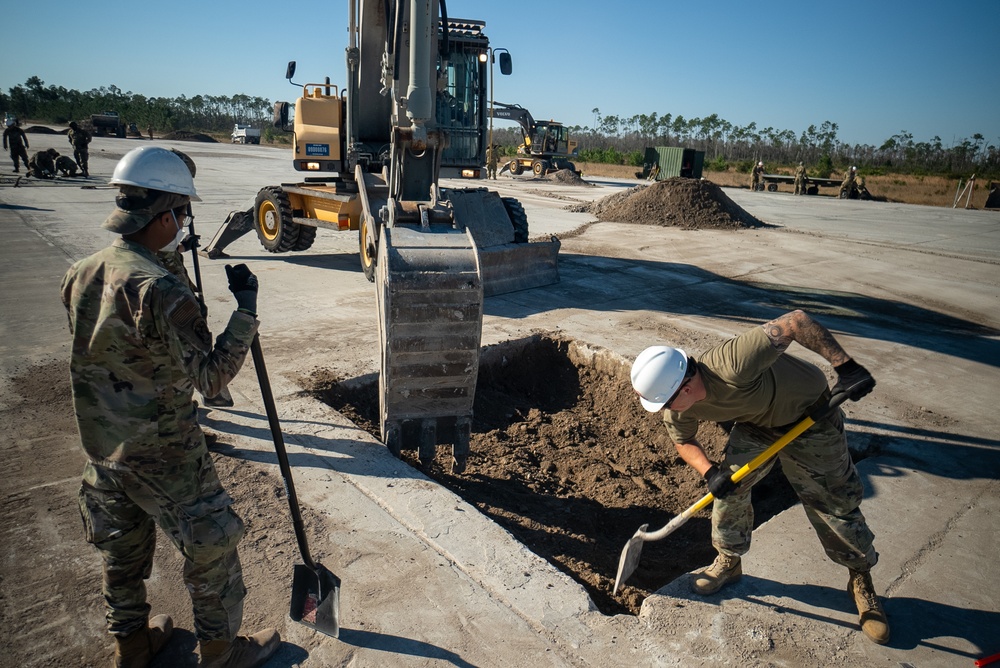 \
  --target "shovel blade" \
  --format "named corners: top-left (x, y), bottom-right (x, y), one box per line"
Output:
top-left (290, 563), bottom-right (341, 638)
top-left (613, 524), bottom-right (648, 596)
